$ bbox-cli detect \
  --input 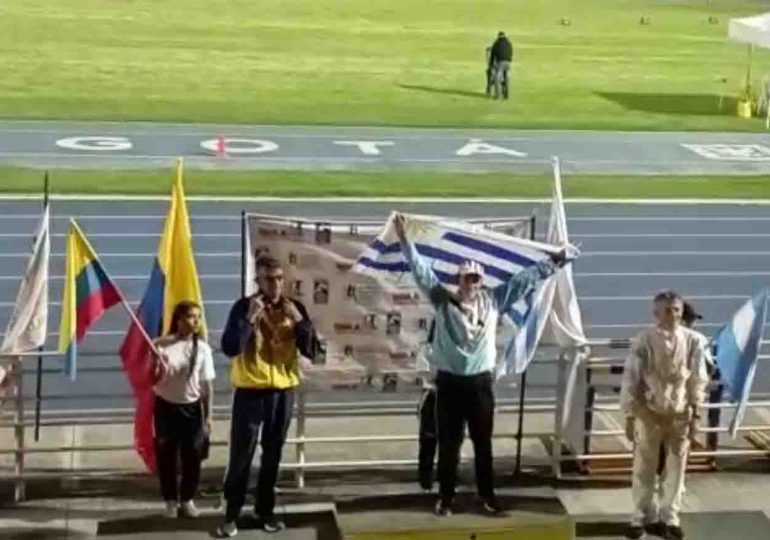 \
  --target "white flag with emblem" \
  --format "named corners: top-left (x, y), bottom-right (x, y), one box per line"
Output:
top-left (1, 203), bottom-right (50, 355)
